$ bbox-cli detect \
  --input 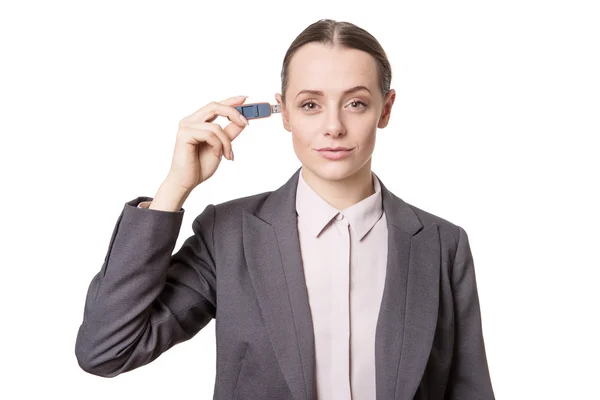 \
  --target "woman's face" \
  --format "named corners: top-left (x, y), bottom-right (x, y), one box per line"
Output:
top-left (275, 42), bottom-right (396, 183)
